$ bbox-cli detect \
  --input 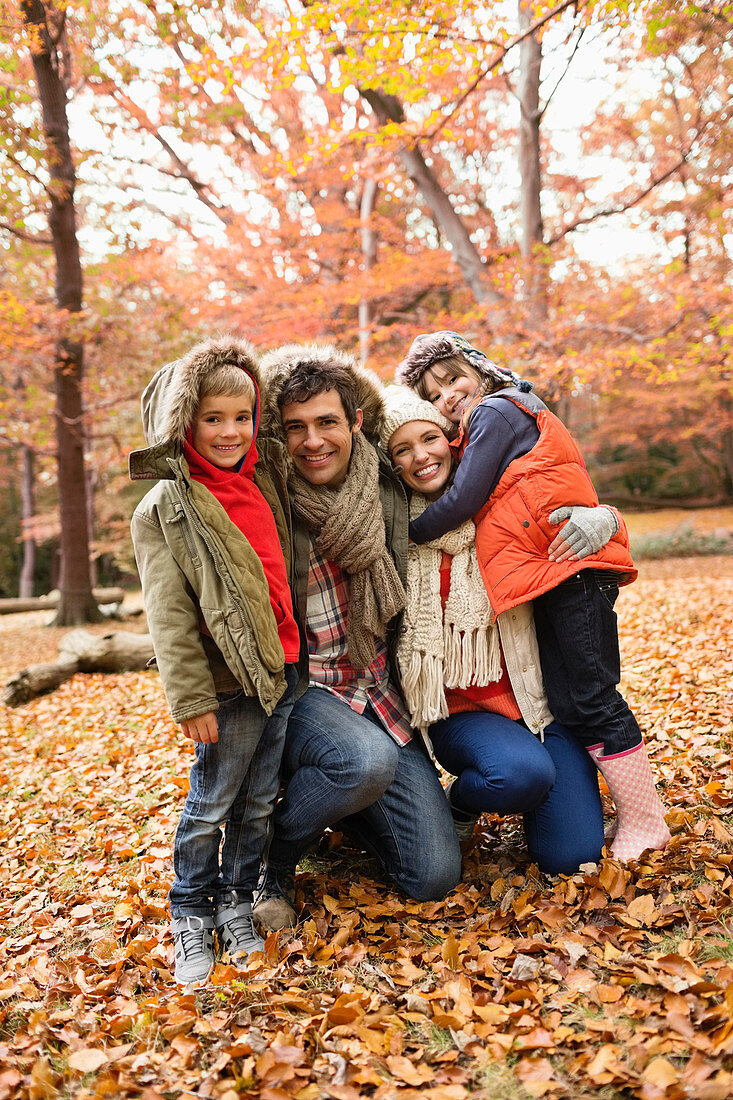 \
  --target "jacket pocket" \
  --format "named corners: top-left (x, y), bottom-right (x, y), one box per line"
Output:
top-left (168, 505), bottom-right (201, 568)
